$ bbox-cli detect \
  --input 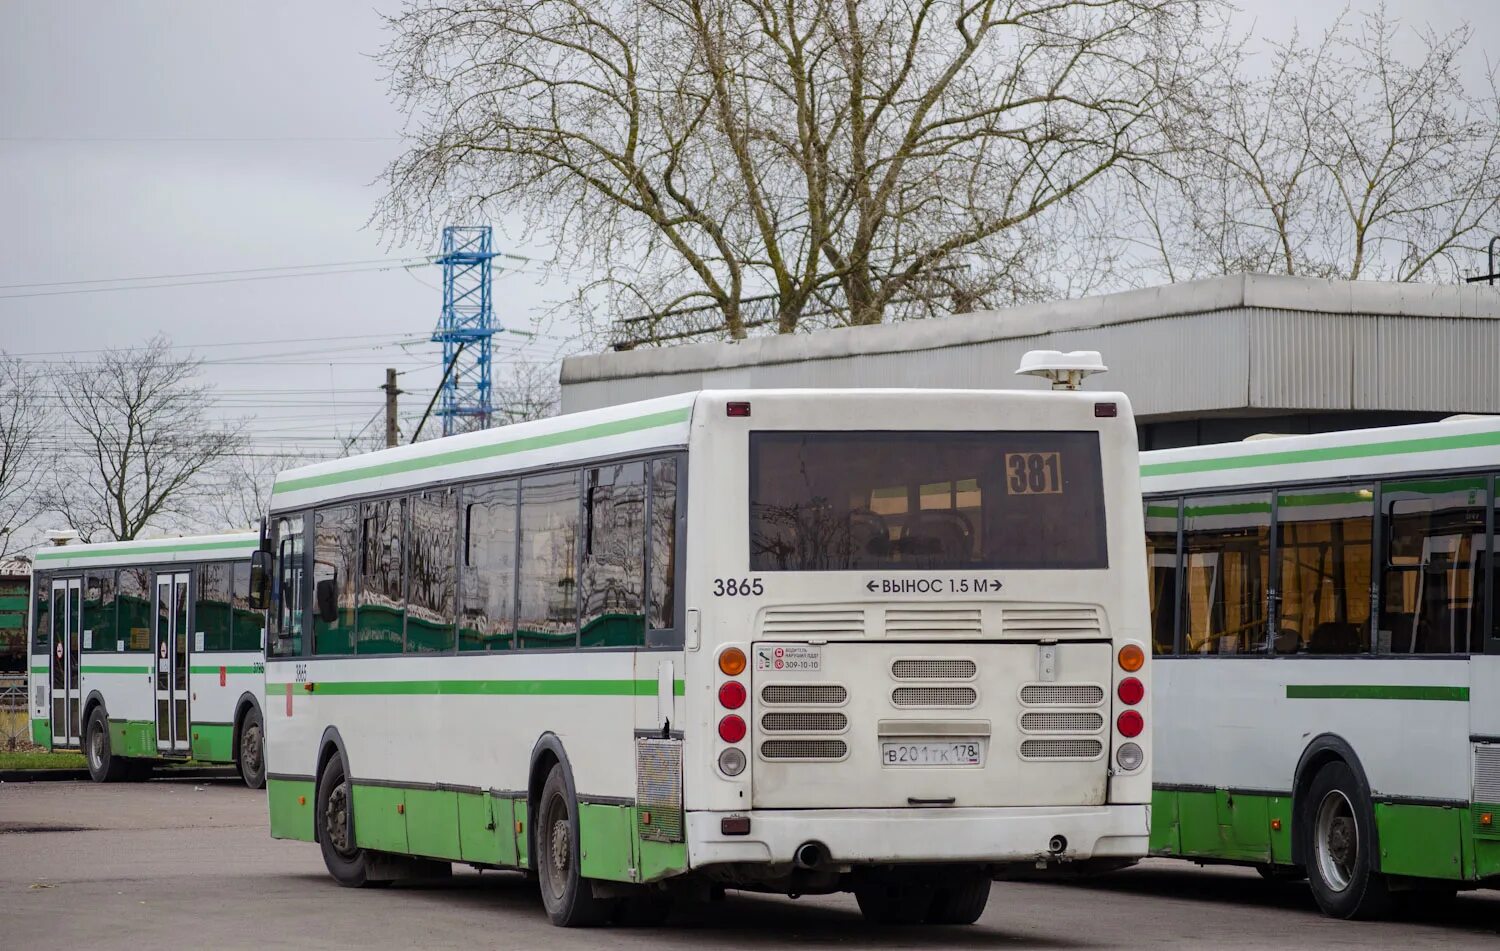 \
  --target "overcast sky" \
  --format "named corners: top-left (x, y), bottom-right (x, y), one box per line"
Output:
top-left (0, 0), bottom-right (1491, 462)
